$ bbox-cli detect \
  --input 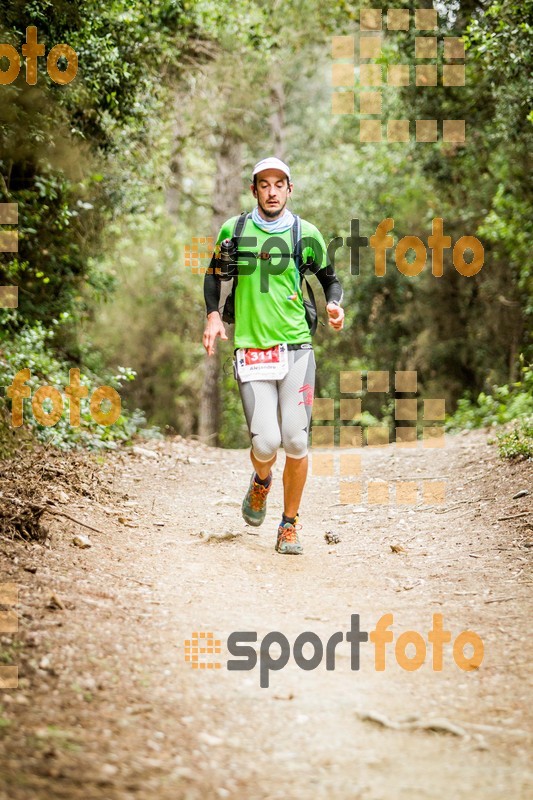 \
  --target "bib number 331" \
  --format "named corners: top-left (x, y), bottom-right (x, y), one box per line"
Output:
top-left (236, 343), bottom-right (289, 382)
